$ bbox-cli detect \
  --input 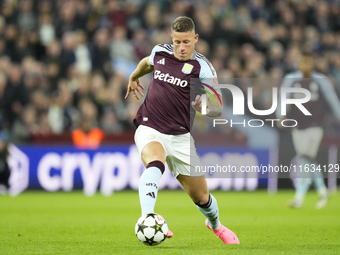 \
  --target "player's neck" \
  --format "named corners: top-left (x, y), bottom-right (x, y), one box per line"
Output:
top-left (174, 51), bottom-right (194, 62)
top-left (302, 72), bottom-right (312, 78)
